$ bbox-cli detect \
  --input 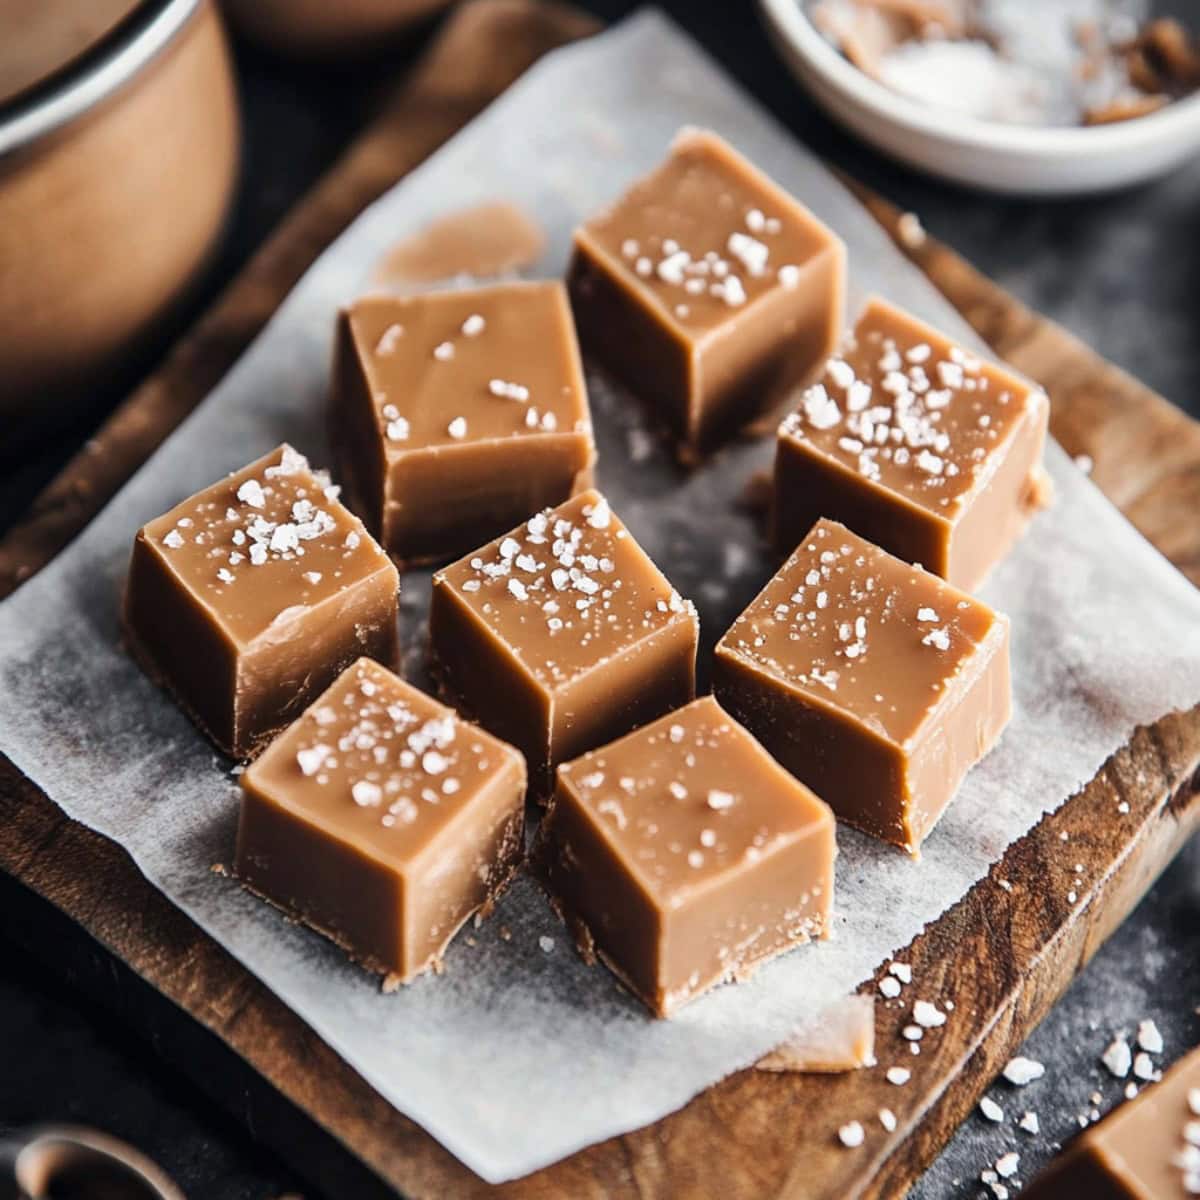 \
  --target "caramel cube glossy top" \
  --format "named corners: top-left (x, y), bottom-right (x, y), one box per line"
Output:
top-left (714, 518), bottom-right (1010, 853)
top-left (430, 489), bottom-right (699, 794)
top-left (236, 658), bottom-right (525, 982)
top-left (535, 695), bottom-right (835, 1016)
top-left (569, 128), bottom-right (845, 458)
top-left (332, 280), bottom-right (595, 565)
top-left (123, 444), bottom-right (399, 758)
top-left (774, 296), bottom-right (1050, 589)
